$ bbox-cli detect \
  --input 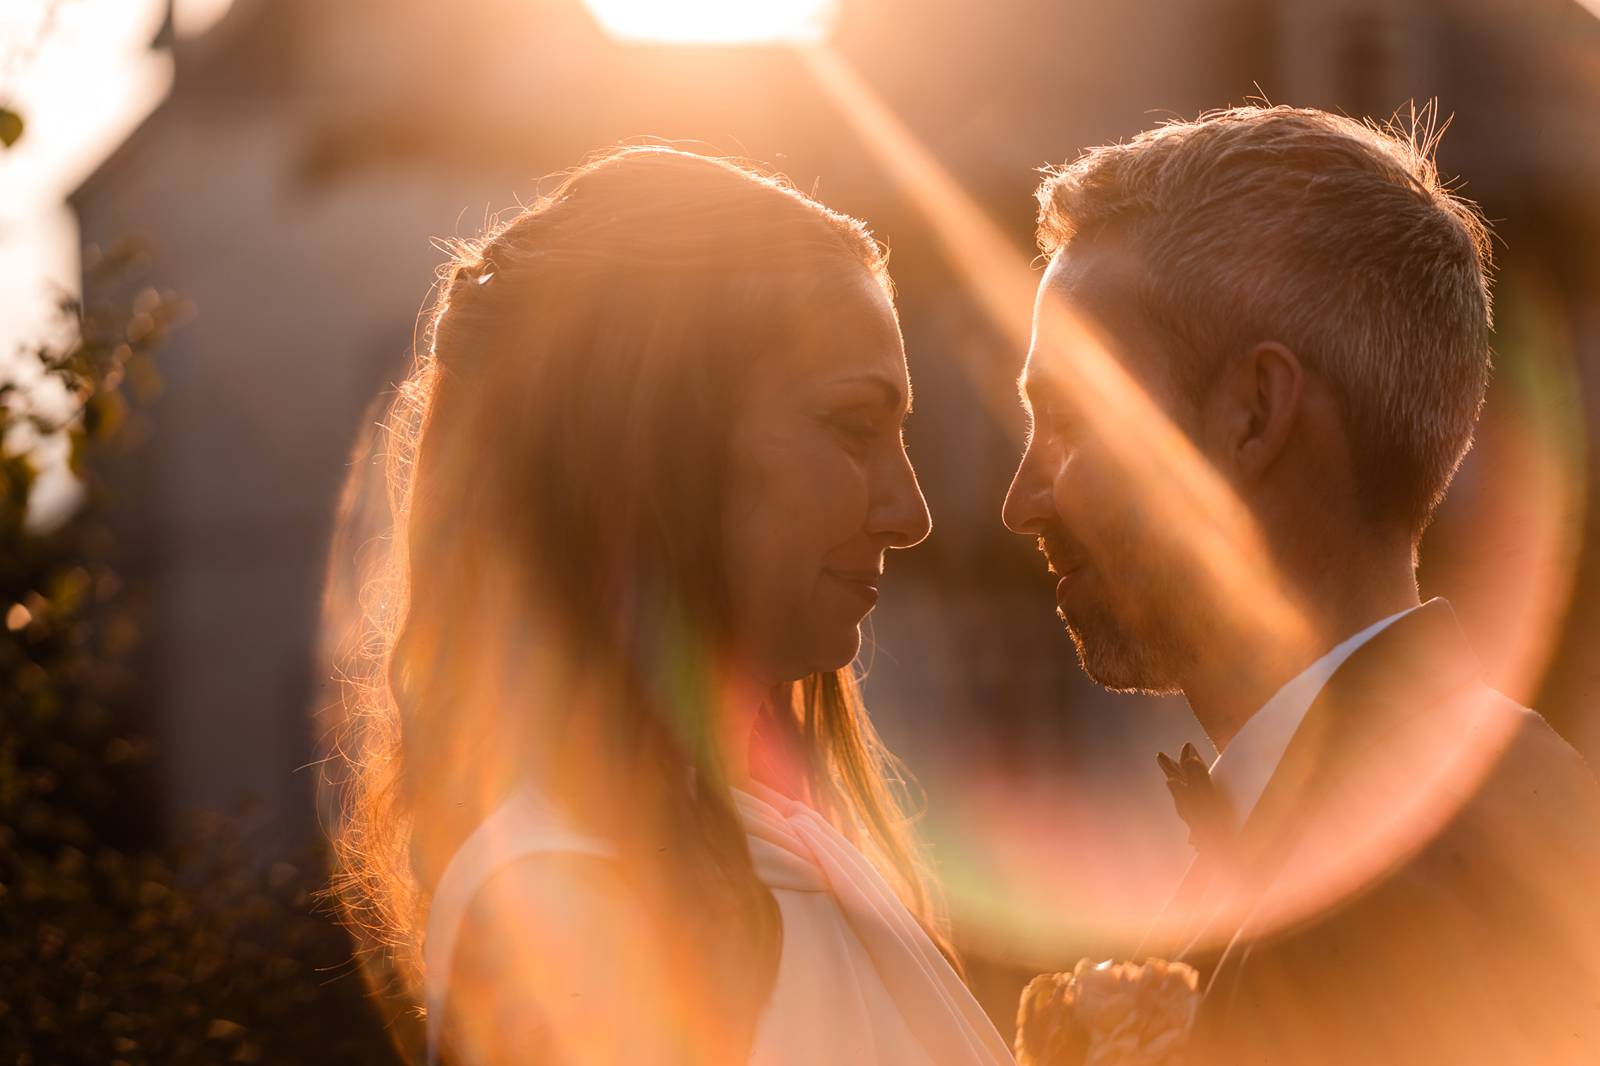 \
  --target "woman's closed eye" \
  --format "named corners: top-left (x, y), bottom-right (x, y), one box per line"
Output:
top-left (825, 407), bottom-right (886, 451)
